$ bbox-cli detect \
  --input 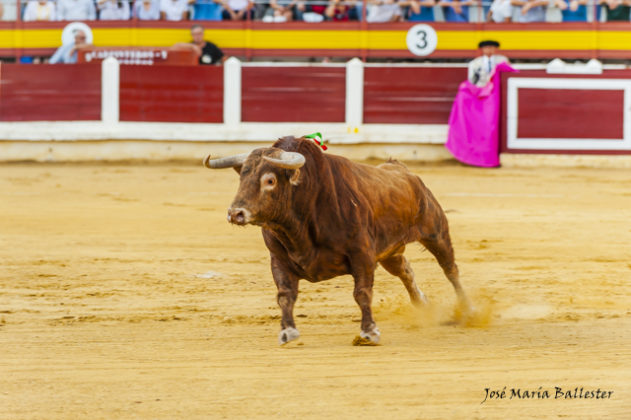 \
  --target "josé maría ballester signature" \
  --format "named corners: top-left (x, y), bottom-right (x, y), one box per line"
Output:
top-left (481, 386), bottom-right (614, 404)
